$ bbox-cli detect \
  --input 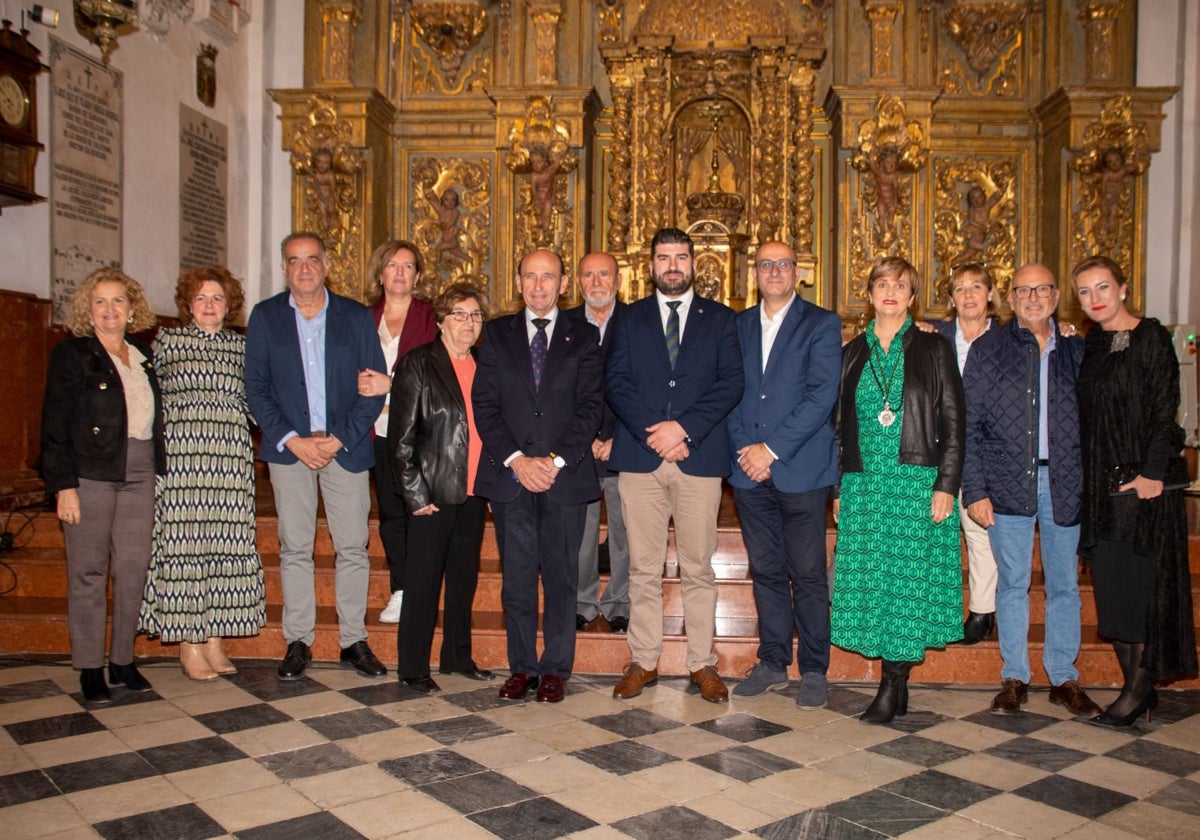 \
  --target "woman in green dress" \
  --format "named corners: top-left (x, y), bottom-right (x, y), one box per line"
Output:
top-left (833, 256), bottom-right (965, 724)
